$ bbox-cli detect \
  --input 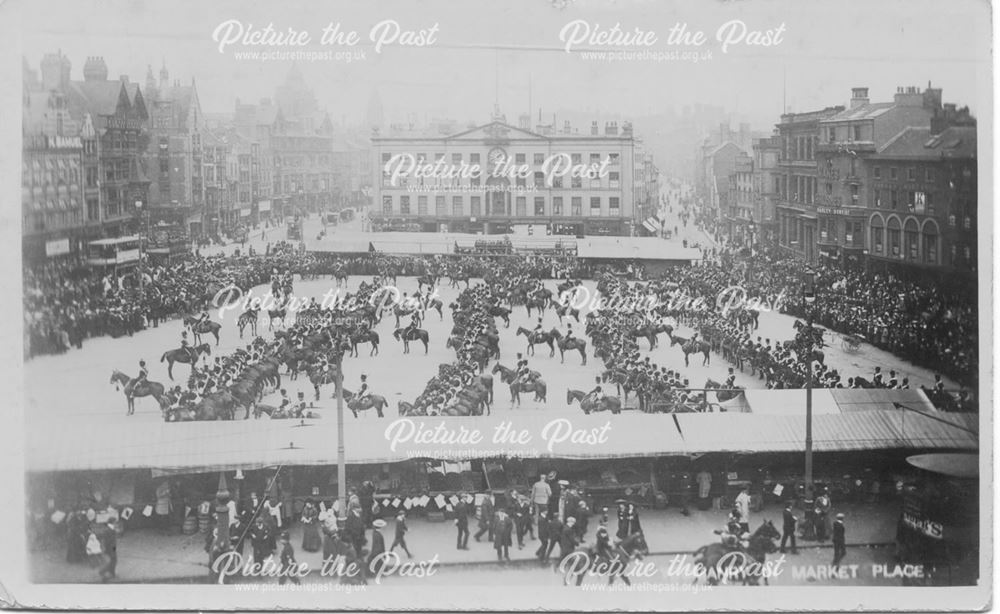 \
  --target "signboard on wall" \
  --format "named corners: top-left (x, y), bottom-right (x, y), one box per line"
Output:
top-left (45, 238), bottom-right (71, 257)
top-left (258, 200), bottom-right (272, 212)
